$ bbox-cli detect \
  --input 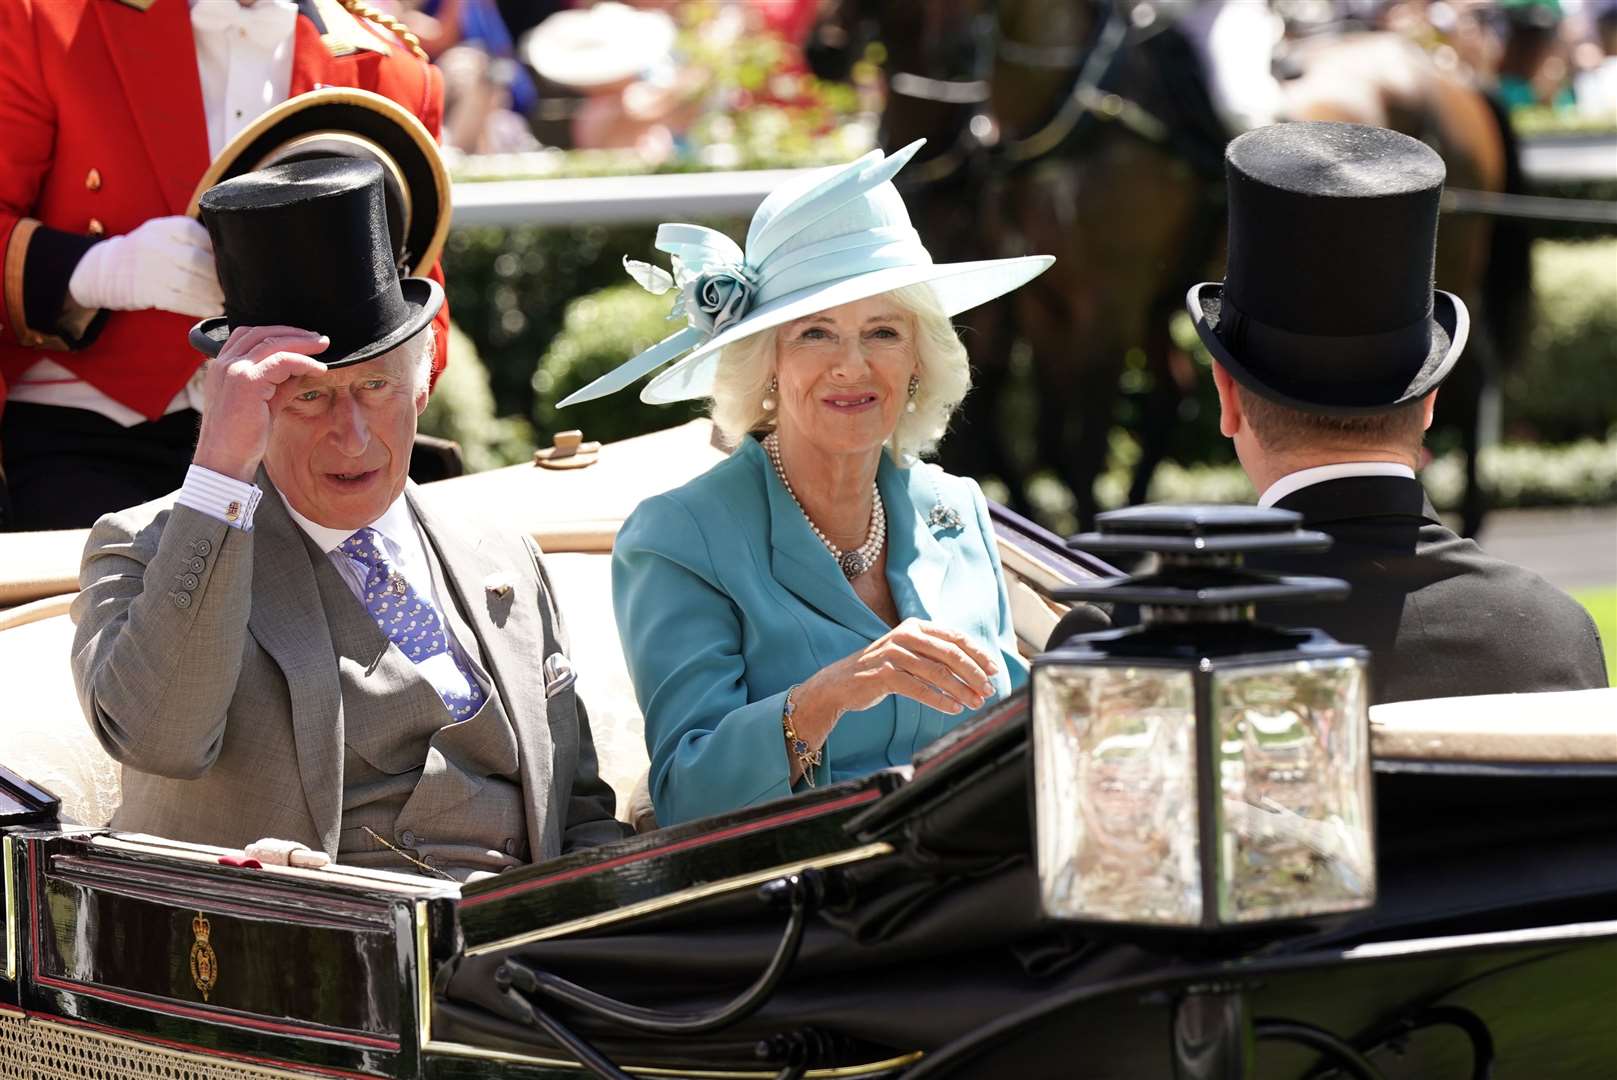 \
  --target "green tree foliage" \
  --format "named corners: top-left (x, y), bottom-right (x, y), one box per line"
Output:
top-left (531, 283), bottom-right (708, 444)
top-left (441, 223), bottom-right (656, 422)
top-left (1505, 239), bottom-right (1617, 443)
